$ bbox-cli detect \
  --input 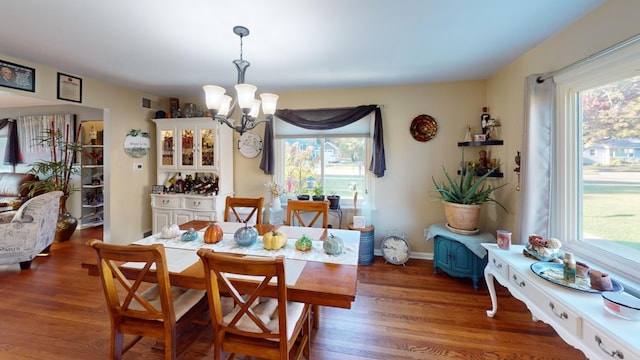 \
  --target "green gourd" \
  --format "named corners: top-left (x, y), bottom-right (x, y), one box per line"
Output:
top-left (323, 233), bottom-right (344, 255)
